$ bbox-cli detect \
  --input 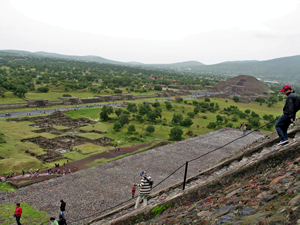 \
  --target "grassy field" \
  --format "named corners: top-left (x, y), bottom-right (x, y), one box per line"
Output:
top-left (0, 182), bottom-right (17, 192)
top-left (0, 97), bottom-right (286, 175)
top-left (0, 203), bottom-right (49, 225)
